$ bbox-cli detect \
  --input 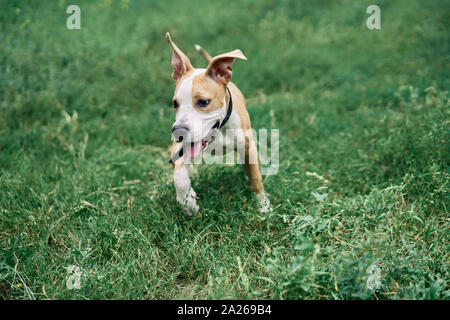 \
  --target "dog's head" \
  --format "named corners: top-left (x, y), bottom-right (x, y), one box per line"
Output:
top-left (165, 32), bottom-right (246, 158)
